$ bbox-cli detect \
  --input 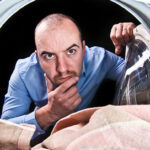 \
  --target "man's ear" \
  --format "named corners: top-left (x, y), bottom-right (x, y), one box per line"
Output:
top-left (35, 50), bottom-right (39, 59)
top-left (82, 40), bottom-right (86, 56)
